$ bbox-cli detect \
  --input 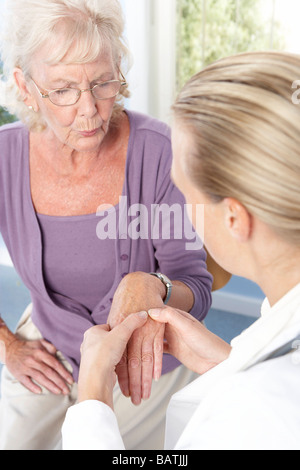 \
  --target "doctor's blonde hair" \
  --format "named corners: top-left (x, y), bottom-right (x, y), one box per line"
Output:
top-left (0, 0), bottom-right (131, 131)
top-left (173, 51), bottom-right (300, 245)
